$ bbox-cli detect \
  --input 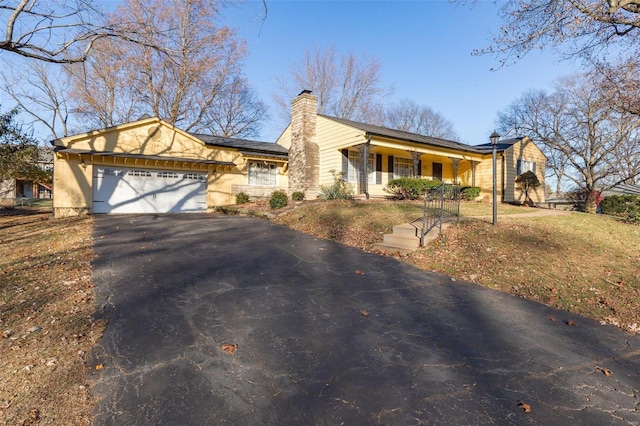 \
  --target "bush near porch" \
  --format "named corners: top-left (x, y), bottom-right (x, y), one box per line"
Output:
top-left (384, 178), bottom-right (441, 200)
